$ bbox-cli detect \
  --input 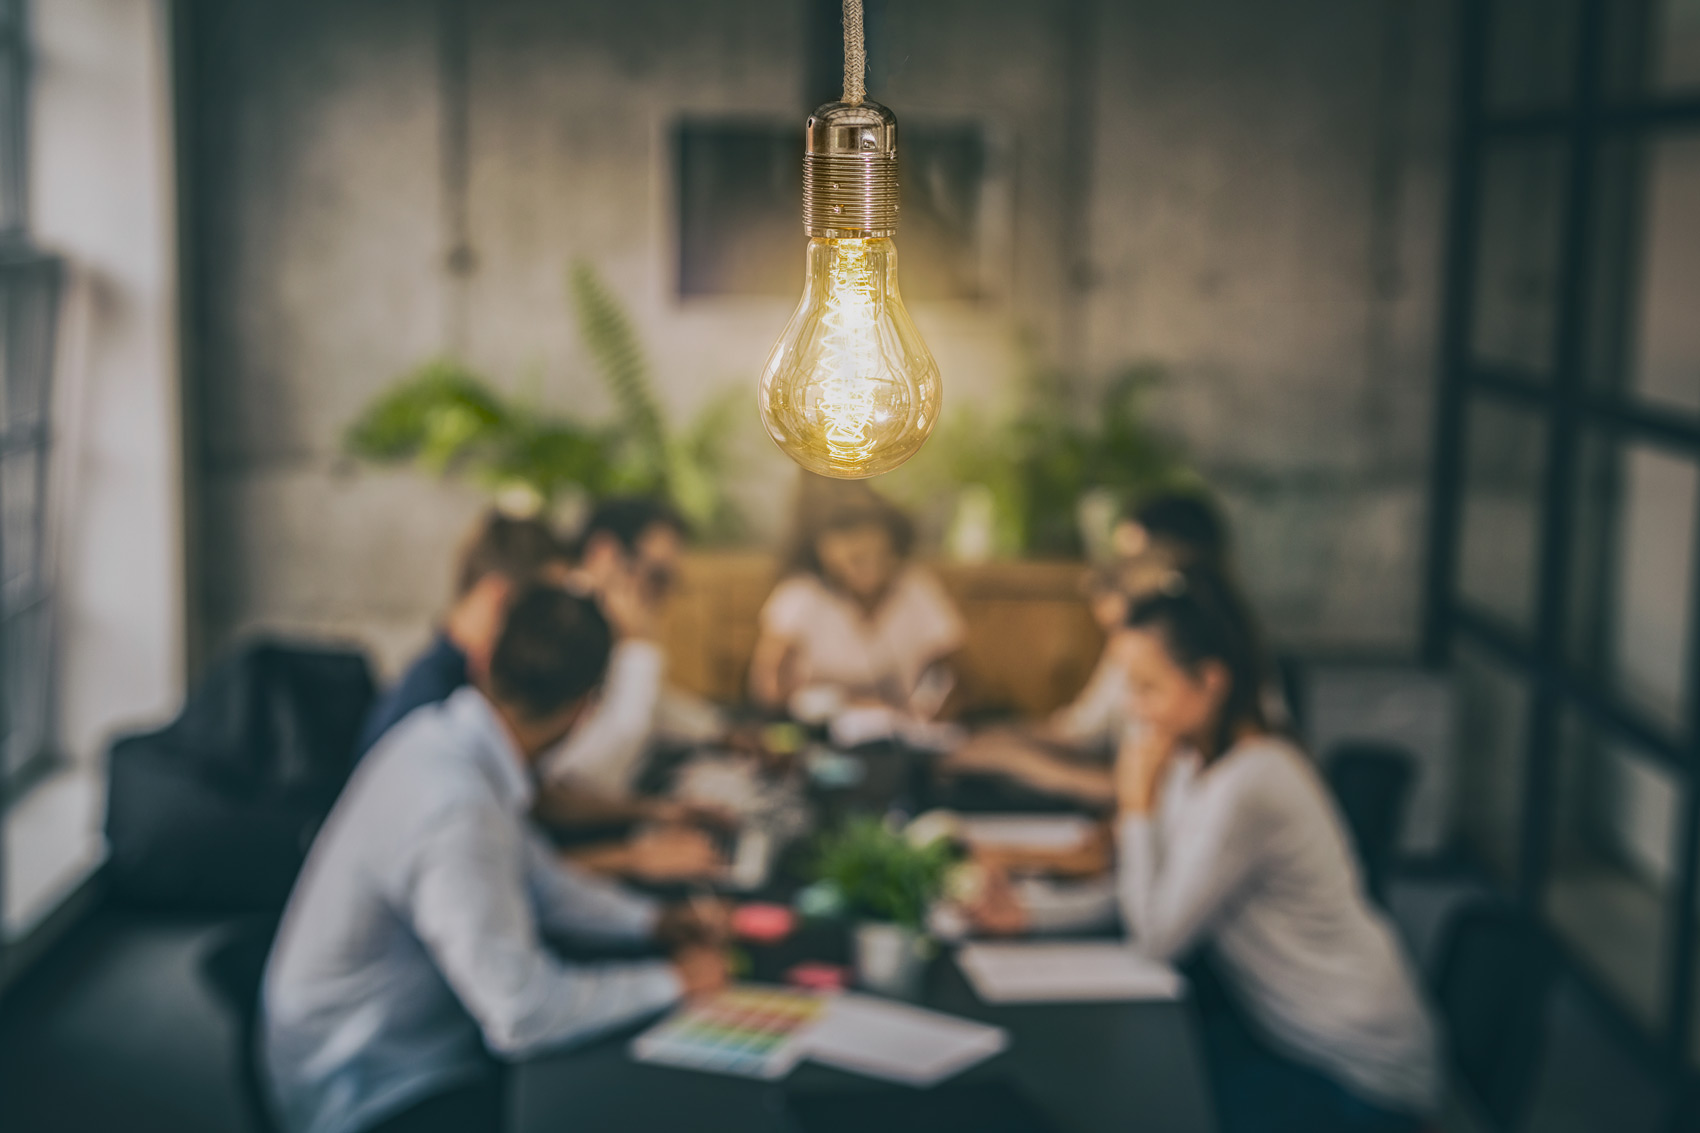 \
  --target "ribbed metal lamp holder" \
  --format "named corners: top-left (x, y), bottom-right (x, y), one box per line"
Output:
top-left (802, 100), bottom-right (900, 239)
